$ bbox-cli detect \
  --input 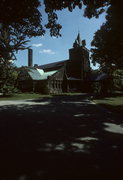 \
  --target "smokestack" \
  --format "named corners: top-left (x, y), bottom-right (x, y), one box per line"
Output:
top-left (28, 48), bottom-right (33, 67)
